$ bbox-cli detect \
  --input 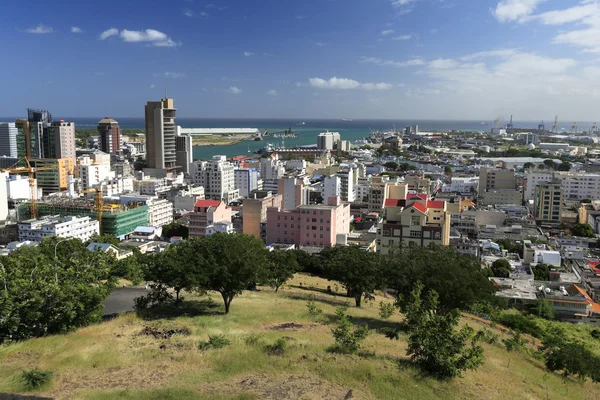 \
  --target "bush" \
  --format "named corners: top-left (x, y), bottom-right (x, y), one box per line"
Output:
top-left (198, 334), bottom-right (231, 350)
top-left (330, 307), bottom-right (369, 354)
top-left (503, 331), bottom-right (528, 352)
top-left (378, 301), bottom-right (396, 319)
top-left (379, 327), bottom-right (401, 340)
top-left (21, 368), bottom-right (53, 390)
top-left (591, 329), bottom-right (600, 340)
top-left (243, 333), bottom-right (264, 346)
top-left (476, 329), bottom-right (499, 345)
top-left (494, 312), bottom-right (545, 338)
top-left (134, 284), bottom-right (174, 312)
top-left (306, 295), bottom-right (323, 318)
top-left (264, 338), bottom-right (287, 355)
